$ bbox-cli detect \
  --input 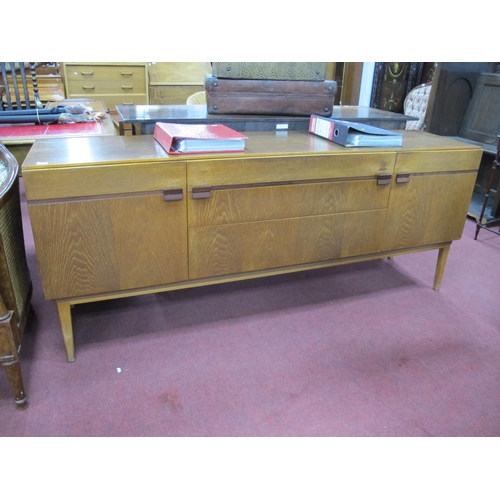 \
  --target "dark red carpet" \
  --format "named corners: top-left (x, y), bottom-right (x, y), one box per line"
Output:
top-left (1, 179), bottom-right (499, 437)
